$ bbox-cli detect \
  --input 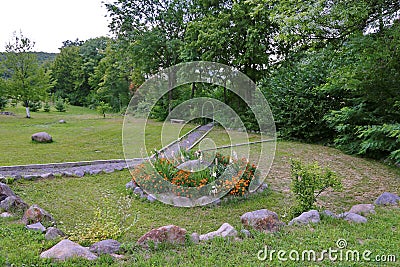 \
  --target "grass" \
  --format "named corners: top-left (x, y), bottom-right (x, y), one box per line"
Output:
top-left (0, 106), bottom-right (399, 266)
